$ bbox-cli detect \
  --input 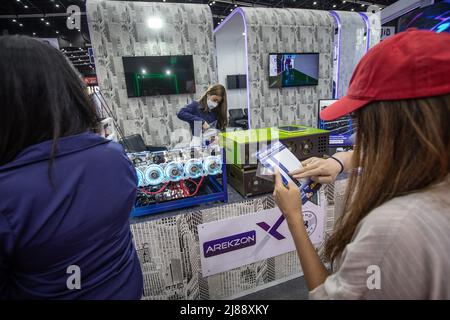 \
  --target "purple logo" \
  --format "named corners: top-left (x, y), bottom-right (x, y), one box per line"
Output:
top-left (203, 231), bottom-right (256, 258)
top-left (257, 215), bottom-right (286, 240)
